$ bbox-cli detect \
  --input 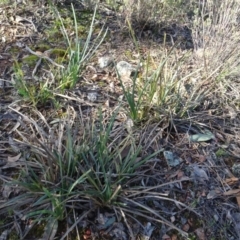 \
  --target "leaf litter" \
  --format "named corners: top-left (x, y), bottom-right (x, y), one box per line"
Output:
top-left (0, 0), bottom-right (240, 240)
